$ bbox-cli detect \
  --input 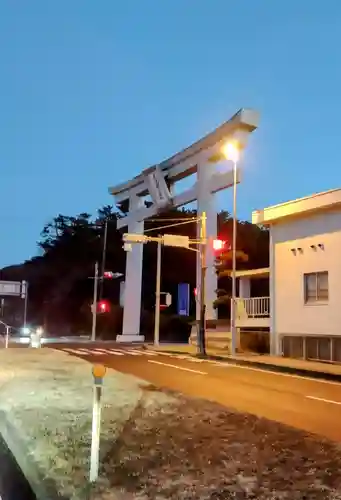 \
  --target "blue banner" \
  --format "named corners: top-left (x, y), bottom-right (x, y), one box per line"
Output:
top-left (177, 283), bottom-right (190, 316)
